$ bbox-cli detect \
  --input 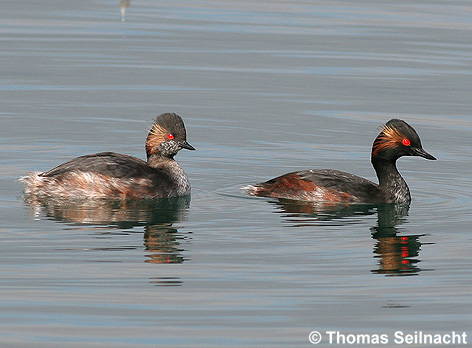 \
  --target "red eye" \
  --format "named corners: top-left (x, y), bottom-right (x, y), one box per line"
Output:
top-left (402, 138), bottom-right (411, 146)
top-left (167, 133), bottom-right (174, 140)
